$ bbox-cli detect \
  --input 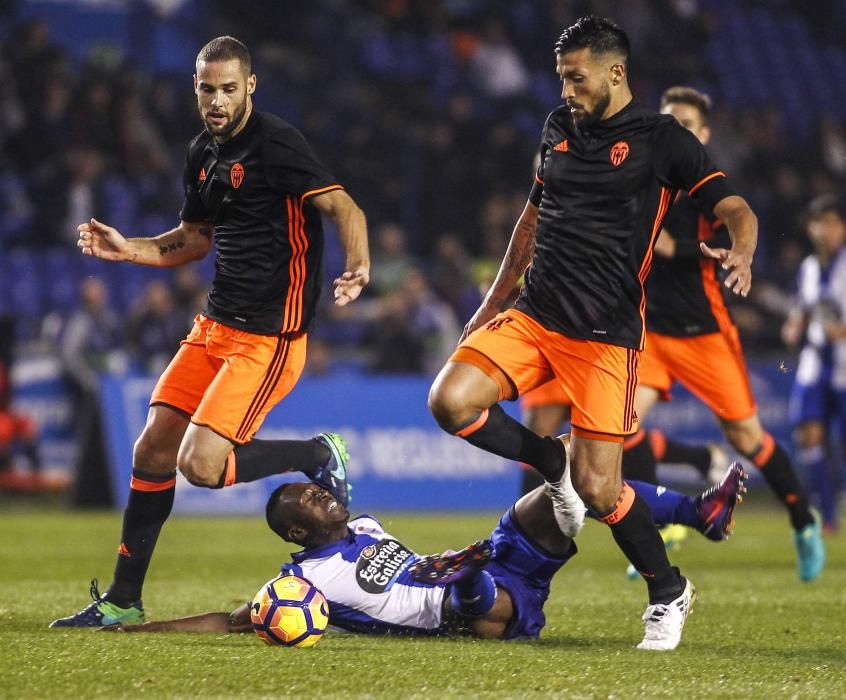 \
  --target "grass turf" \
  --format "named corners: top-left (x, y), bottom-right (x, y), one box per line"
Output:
top-left (0, 503), bottom-right (843, 699)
